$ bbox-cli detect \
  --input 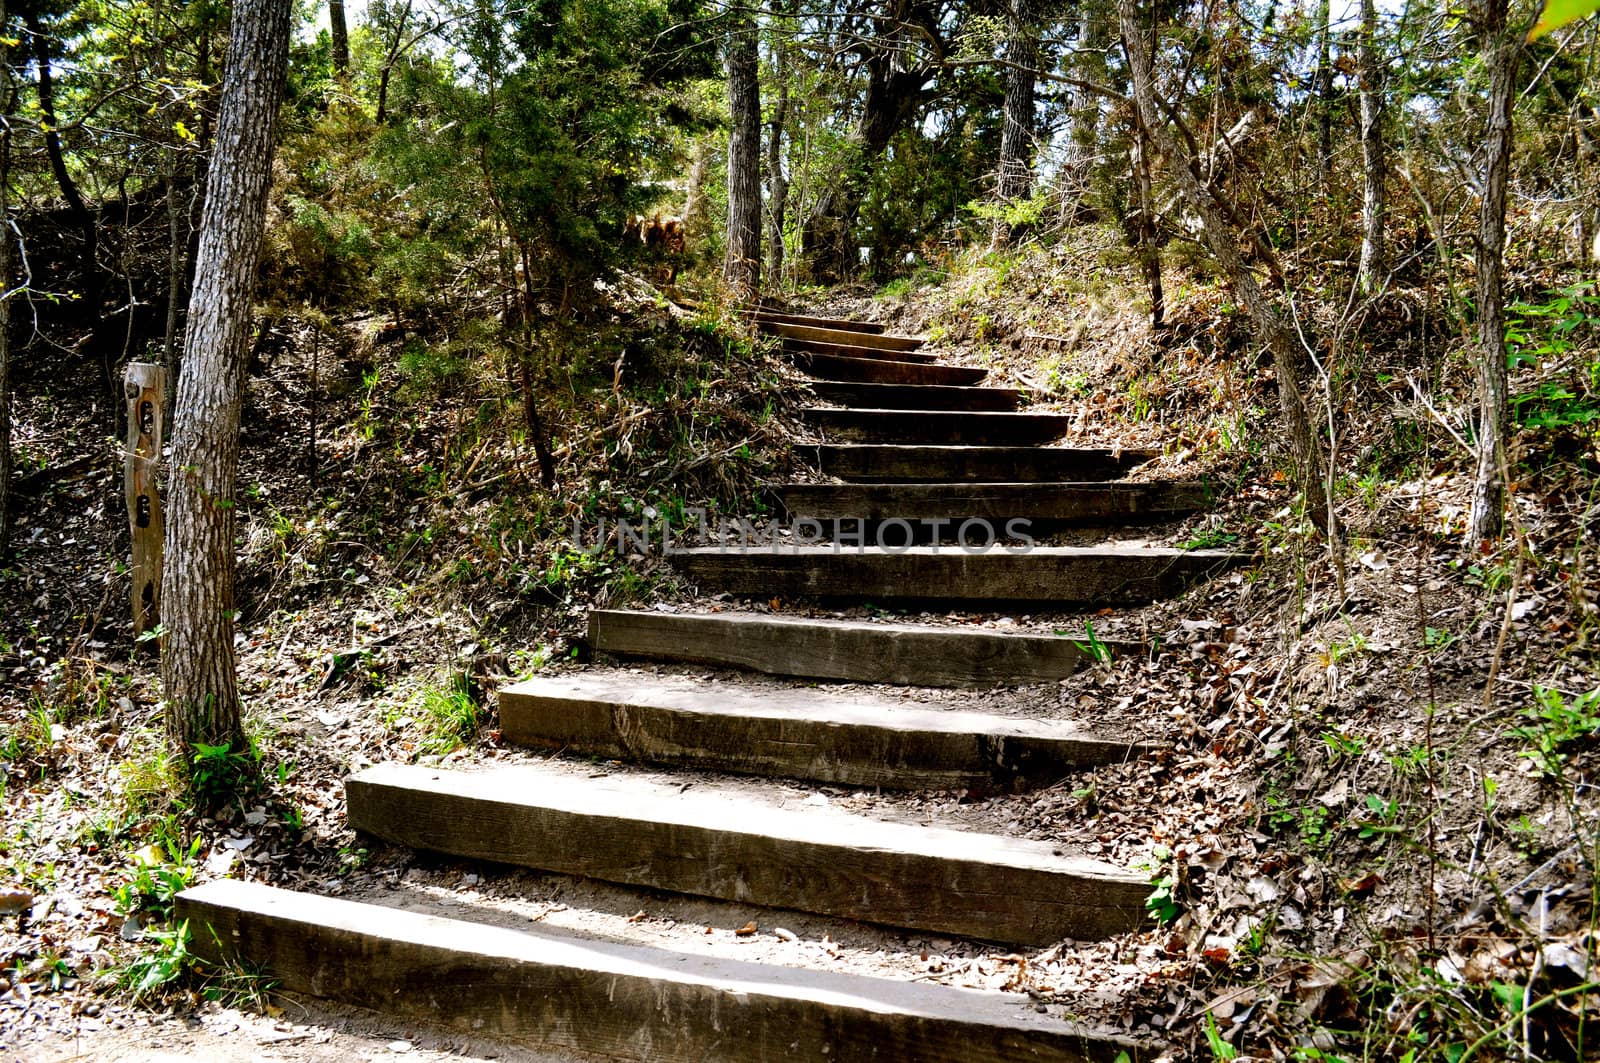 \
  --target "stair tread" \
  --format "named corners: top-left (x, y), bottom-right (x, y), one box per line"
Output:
top-left (814, 444), bottom-right (1156, 483)
top-left (500, 670), bottom-right (1145, 789)
top-left (764, 321), bottom-right (925, 351)
top-left (796, 352), bottom-right (988, 385)
top-left (179, 880), bottom-right (1145, 1062)
top-left (346, 760), bottom-right (1148, 944)
top-left (779, 480), bottom-right (1211, 521)
top-left (782, 336), bottom-right (940, 363)
top-left (588, 609), bottom-right (1128, 688)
